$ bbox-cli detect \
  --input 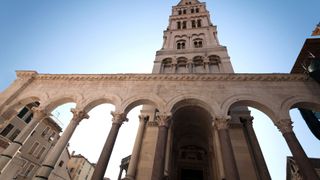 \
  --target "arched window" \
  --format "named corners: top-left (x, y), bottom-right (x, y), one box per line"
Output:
top-left (193, 39), bottom-right (203, 48)
top-left (197, 19), bottom-right (202, 27)
top-left (208, 55), bottom-right (221, 73)
top-left (177, 57), bottom-right (188, 73)
top-left (193, 56), bottom-right (205, 73)
top-left (196, 7), bottom-right (200, 13)
top-left (178, 10), bottom-right (182, 15)
top-left (162, 58), bottom-right (173, 73)
top-left (177, 21), bottom-right (181, 29)
top-left (182, 21), bottom-right (187, 29)
top-left (177, 40), bottom-right (186, 50)
top-left (191, 20), bottom-right (196, 28)
top-left (183, 9), bottom-right (187, 14)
